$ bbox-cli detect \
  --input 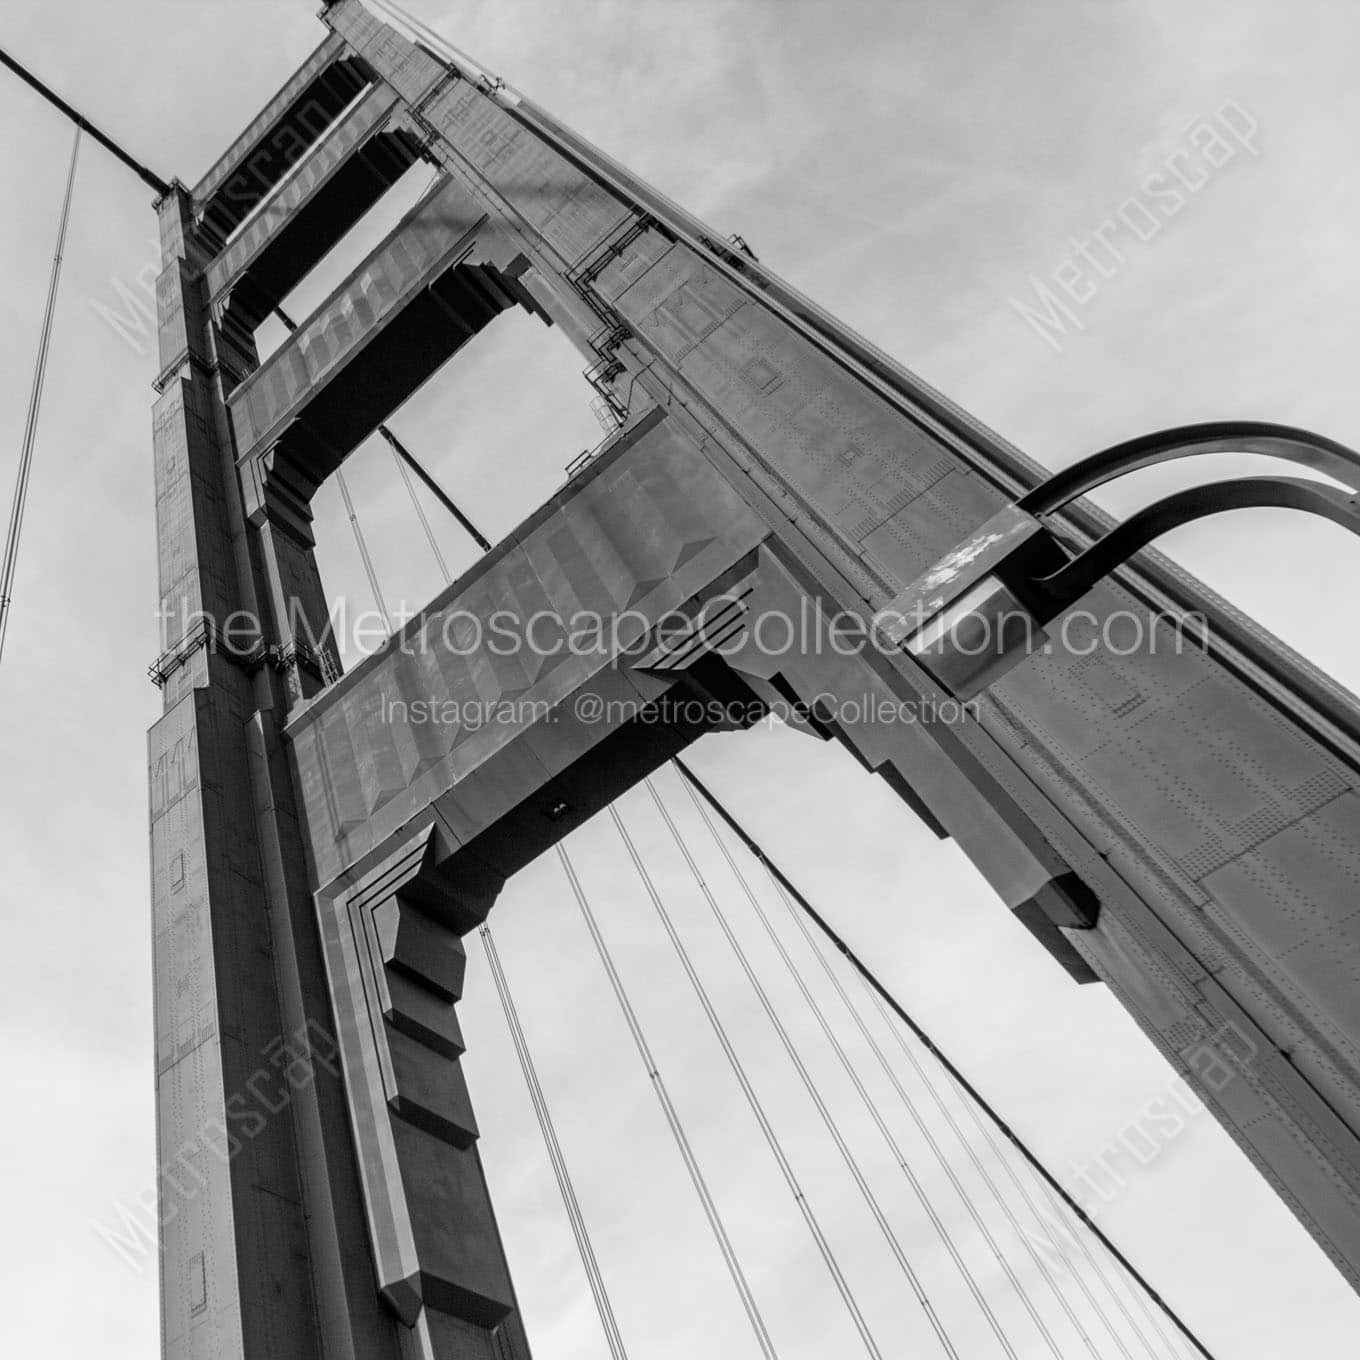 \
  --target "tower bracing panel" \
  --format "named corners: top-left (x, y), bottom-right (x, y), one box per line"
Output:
top-left (147, 3), bottom-right (1360, 1354)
